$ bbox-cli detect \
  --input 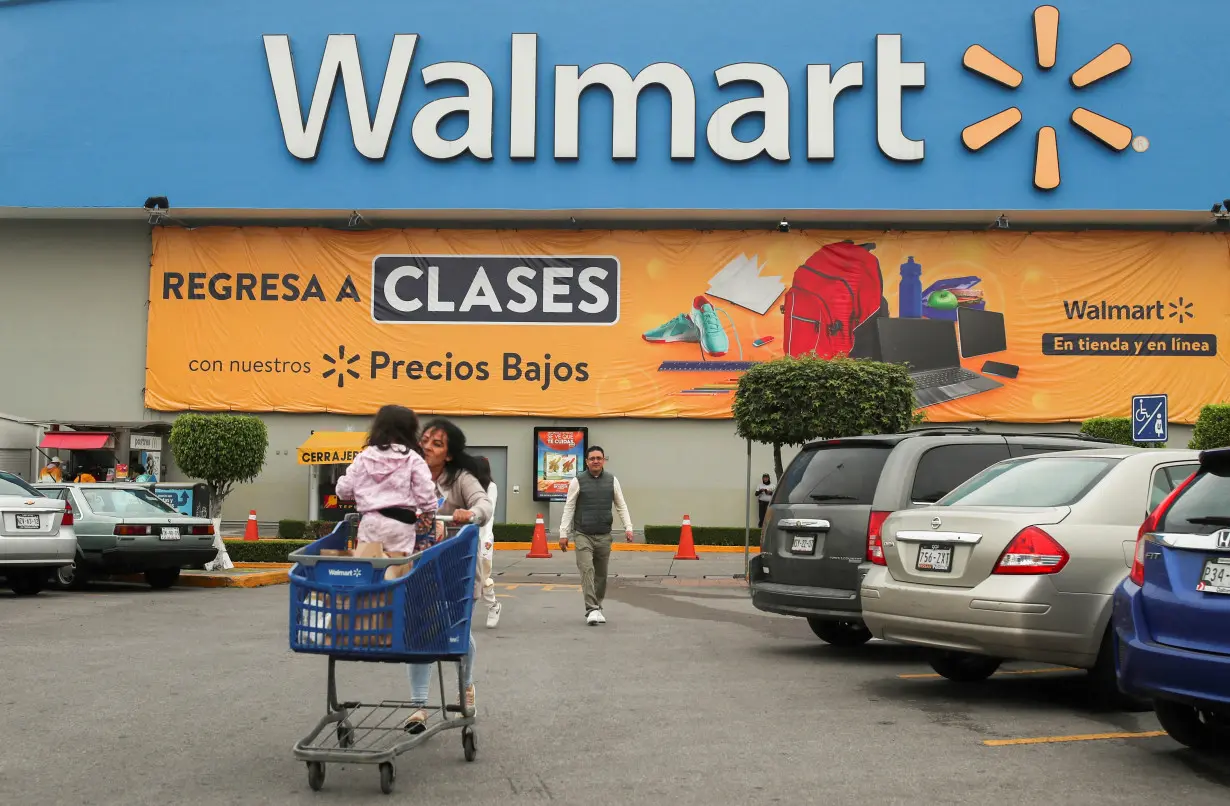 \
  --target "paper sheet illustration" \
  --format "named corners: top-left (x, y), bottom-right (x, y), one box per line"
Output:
top-left (706, 254), bottom-right (785, 315)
